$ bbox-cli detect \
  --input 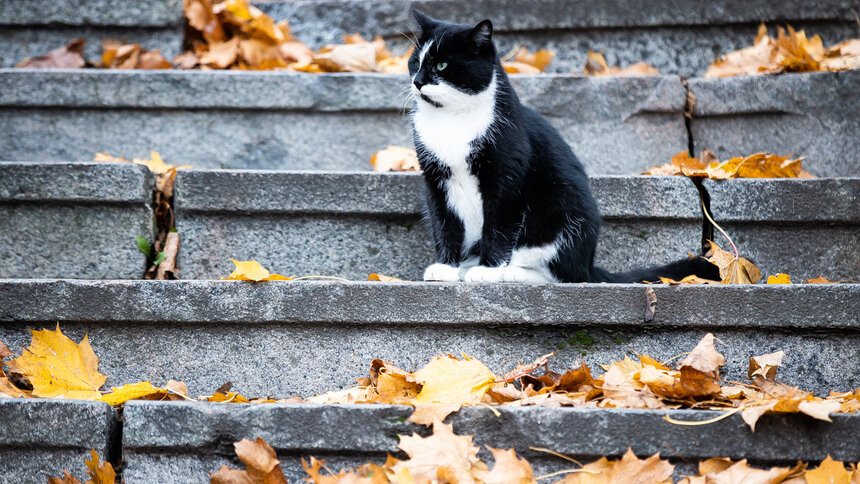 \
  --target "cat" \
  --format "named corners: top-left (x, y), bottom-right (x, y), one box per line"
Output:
top-left (408, 10), bottom-right (720, 283)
